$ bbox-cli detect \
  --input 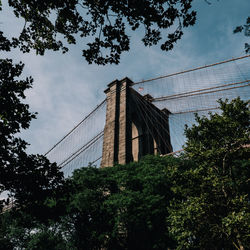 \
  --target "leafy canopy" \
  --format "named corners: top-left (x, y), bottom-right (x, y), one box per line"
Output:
top-left (234, 16), bottom-right (250, 53)
top-left (55, 155), bottom-right (180, 250)
top-left (168, 98), bottom-right (250, 250)
top-left (1, 98), bottom-right (249, 249)
top-left (2, 0), bottom-right (196, 64)
top-left (0, 59), bottom-right (63, 215)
